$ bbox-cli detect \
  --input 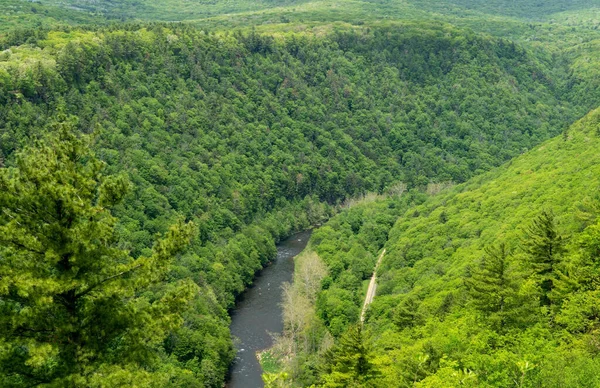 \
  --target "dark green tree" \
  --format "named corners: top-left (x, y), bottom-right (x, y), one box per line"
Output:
top-left (0, 120), bottom-right (197, 386)
top-left (392, 295), bottom-right (422, 330)
top-left (466, 242), bottom-right (516, 330)
top-left (522, 210), bottom-right (565, 306)
top-left (319, 325), bottom-right (380, 387)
